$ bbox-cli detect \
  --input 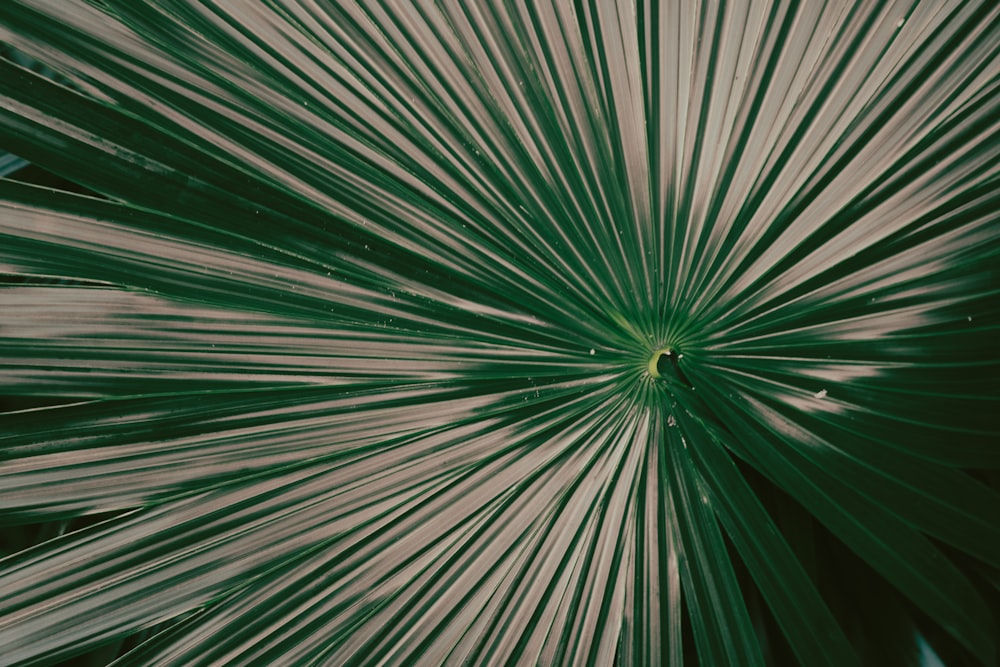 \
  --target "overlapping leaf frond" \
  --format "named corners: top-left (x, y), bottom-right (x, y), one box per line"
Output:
top-left (1, 1), bottom-right (999, 665)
